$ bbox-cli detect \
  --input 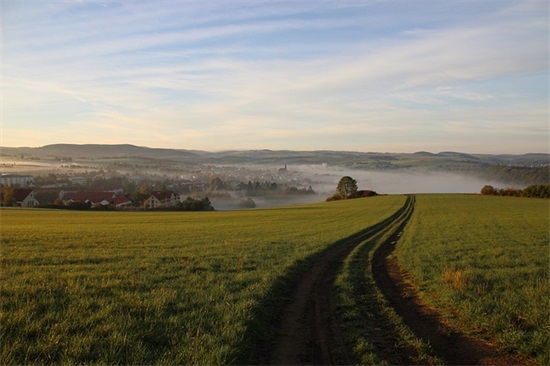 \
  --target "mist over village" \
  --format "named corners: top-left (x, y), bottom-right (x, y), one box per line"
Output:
top-left (1, 144), bottom-right (548, 210)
